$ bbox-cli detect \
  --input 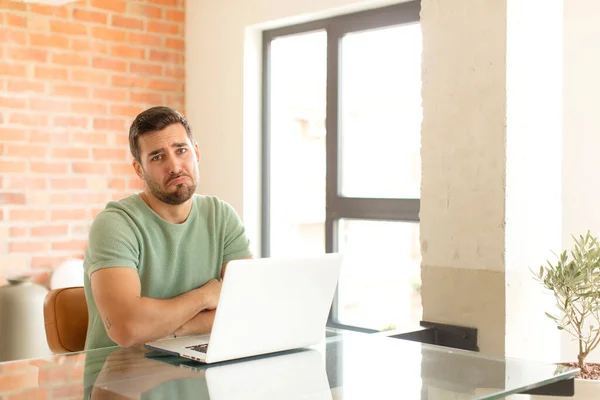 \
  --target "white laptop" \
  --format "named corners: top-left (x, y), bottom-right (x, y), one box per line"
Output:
top-left (145, 253), bottom-right (343, 364)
